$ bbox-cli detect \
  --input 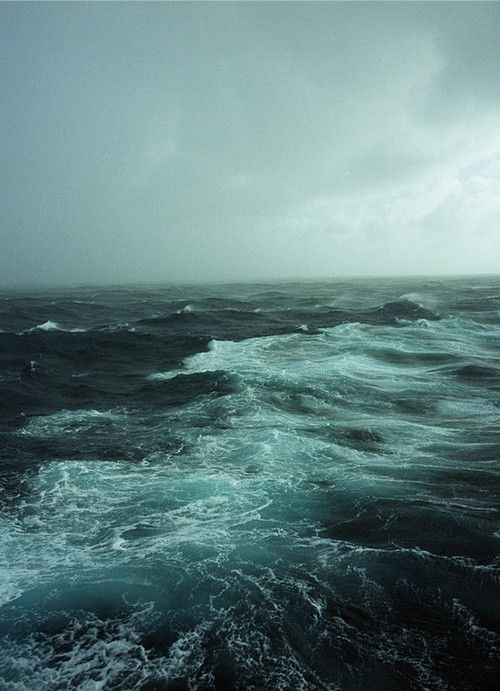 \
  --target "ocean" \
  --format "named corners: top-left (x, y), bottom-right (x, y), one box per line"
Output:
top-left (0, 276), bottom-right (498, 690)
